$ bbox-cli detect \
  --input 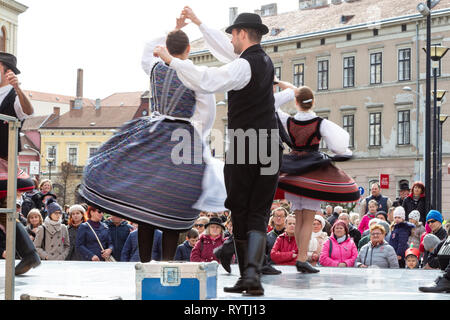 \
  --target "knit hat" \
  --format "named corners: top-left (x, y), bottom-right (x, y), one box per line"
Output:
top-left (393, 206), bottom-right (406, 220)
top-left (408, 210), bottom-right (421, 222)
top-left (69, 204), bottom-right (86, 215)
top-left (426, 210), bottom-right (443, 224)
top-left (423, 233), bottom-right (441, 251)
top-left (46, 198), bottom-right (62, 216)
top-left (376, 210), bottom-right (388, 221)
top-left (314, 215), bottom-right (326, 231)
top-left (378, 220), bottom-right (391, 235)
